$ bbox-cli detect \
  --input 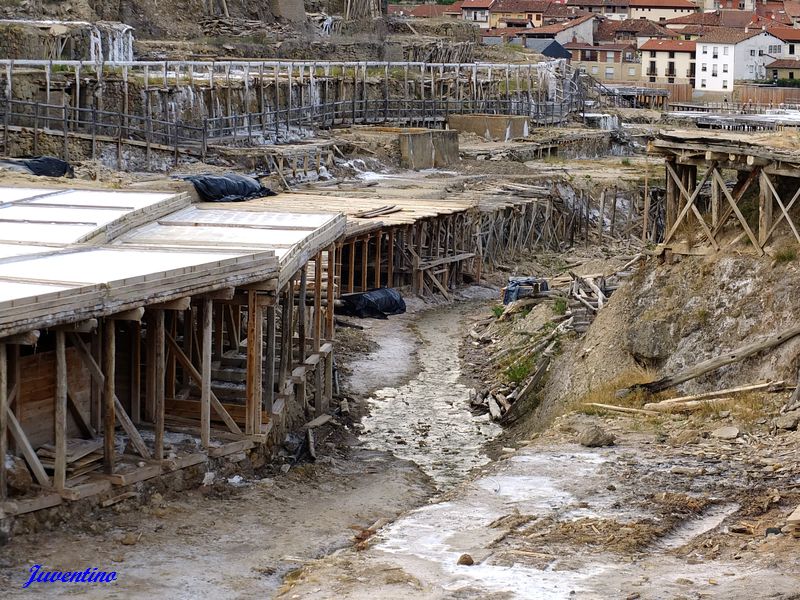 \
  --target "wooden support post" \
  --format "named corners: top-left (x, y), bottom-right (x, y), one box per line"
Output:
top-left (0, 343), bottom-right (5, 499)
top-left (279, 284), bottom-right (292, 390)
top-left (759, 169), bottom-right (773, 247)
top-left (153, 310), bottom-right (165, 461)
top-left (213, 302), bottom-right (224, 360)
top-left (131, 322), bottom-right (141, 425)
top-left (361, 236), bottom-right (369, 292)
top-left (298, 268), bottom-right (308, 364)
top-left (91, 329), bottom-right (102, 430)
top-left (711, 170), bottom-right (719, 228)
top-left (327, 244), bottom-right (336, 339)
top-left (598, 190), bottom-right (605, 242)
top-left (102, 323), bottom-right (115, 474)
top-left (265, 305), bottom-right (275, 415)
top-left (54, 331), bottom-right (68, 490)
top-left (374, 229), bottom-right (382, 289)
top-left (348, 239), bottom-right (356, 294)
top-left (314, 253), bottom-right (322, 353)
top-left (245, 291), bottom-right (264, 435)
top-left (387, 227), bottom-right (395, 287)
top-left (201, 298), bottom-right (212, 448)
